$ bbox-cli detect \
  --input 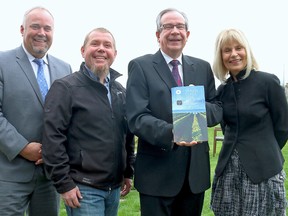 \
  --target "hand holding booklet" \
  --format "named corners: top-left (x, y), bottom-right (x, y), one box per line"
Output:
top-left (171, 85), bottom-right (208, 143)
